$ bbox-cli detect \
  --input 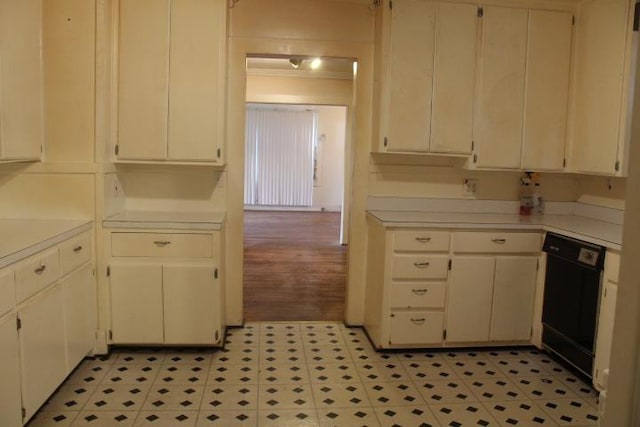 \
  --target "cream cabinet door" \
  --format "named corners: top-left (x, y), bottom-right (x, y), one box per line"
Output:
top-left (570, 0), bottom-right (630, 175)
top-left (446, 256), bottom-right (495, 342)
top-left (63, 264), bottom-right (96, 371)
top-left (0, 0), bottom-right (43, 161)
top-left (522, 10), bottom-right (573, 171)
top-left (0, 313), bottom-right (22, 427)
top-left (19, 283), bottom-right (67, 421)
top-left (163, 264), bottom-right (221, 345)
top-left (474, 6), bottom-right (528, 169)
top-left (168, 0), bottom-right (225, 161)
top-left (594, 280), bottom-right (618, 390)
top-left (430, 2), bottom-right (478, 154)
top-left (110, 263), bottom-right (164, 344)
top-left (383, 0), bottom-right (436, 152)
top-left (117, 0), bottom-right (170, 160)
top-left (490, 256), bottom-right (537, 341)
